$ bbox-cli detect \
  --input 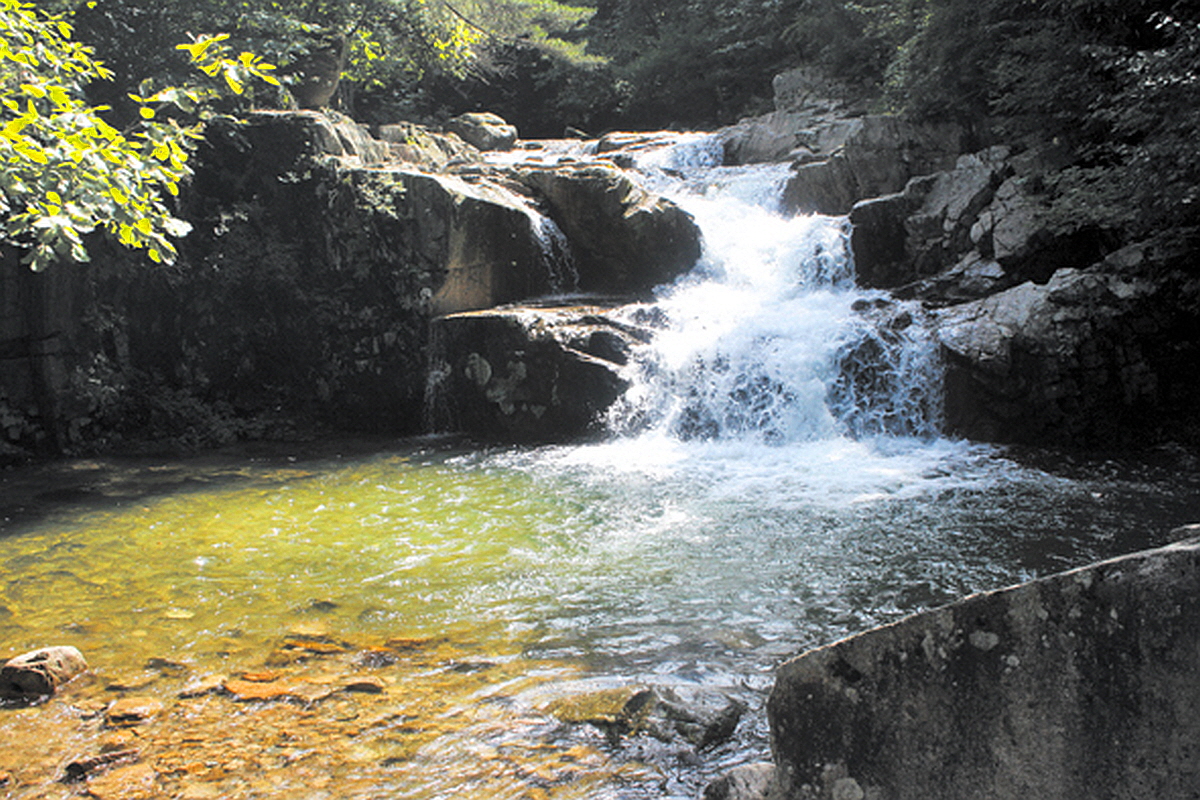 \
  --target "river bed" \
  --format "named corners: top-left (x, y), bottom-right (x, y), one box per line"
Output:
top-left (2, 436), bottom-right (1197, 798)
